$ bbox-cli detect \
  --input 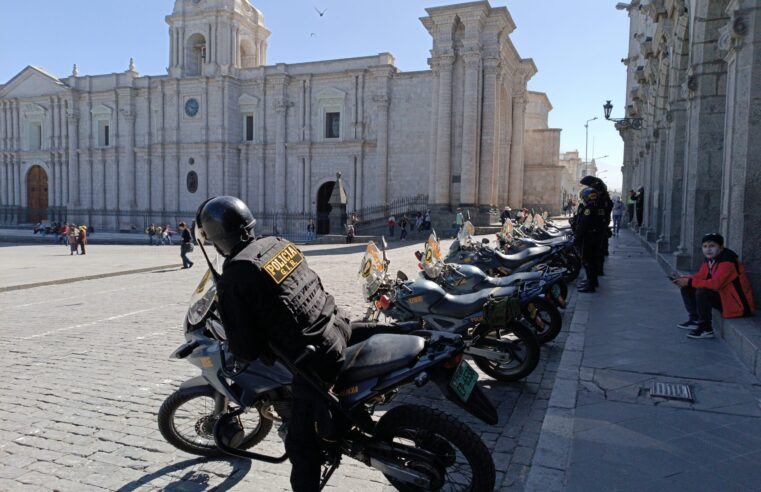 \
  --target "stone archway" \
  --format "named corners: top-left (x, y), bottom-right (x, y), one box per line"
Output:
top-left (26, 165), bottom-right (48, 223)
top-left (316, 181), bottom-right (335, 234)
